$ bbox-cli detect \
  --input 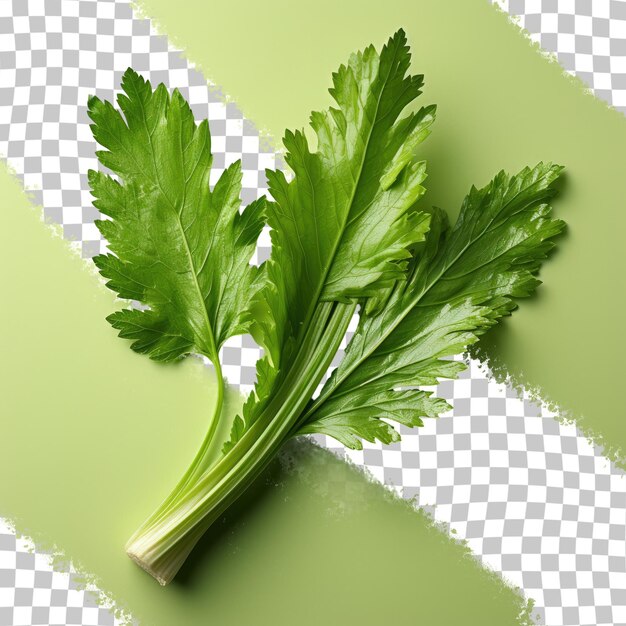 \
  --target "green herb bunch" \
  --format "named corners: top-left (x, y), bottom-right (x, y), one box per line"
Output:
top-left (88, 29), bottom-right (564, 584)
